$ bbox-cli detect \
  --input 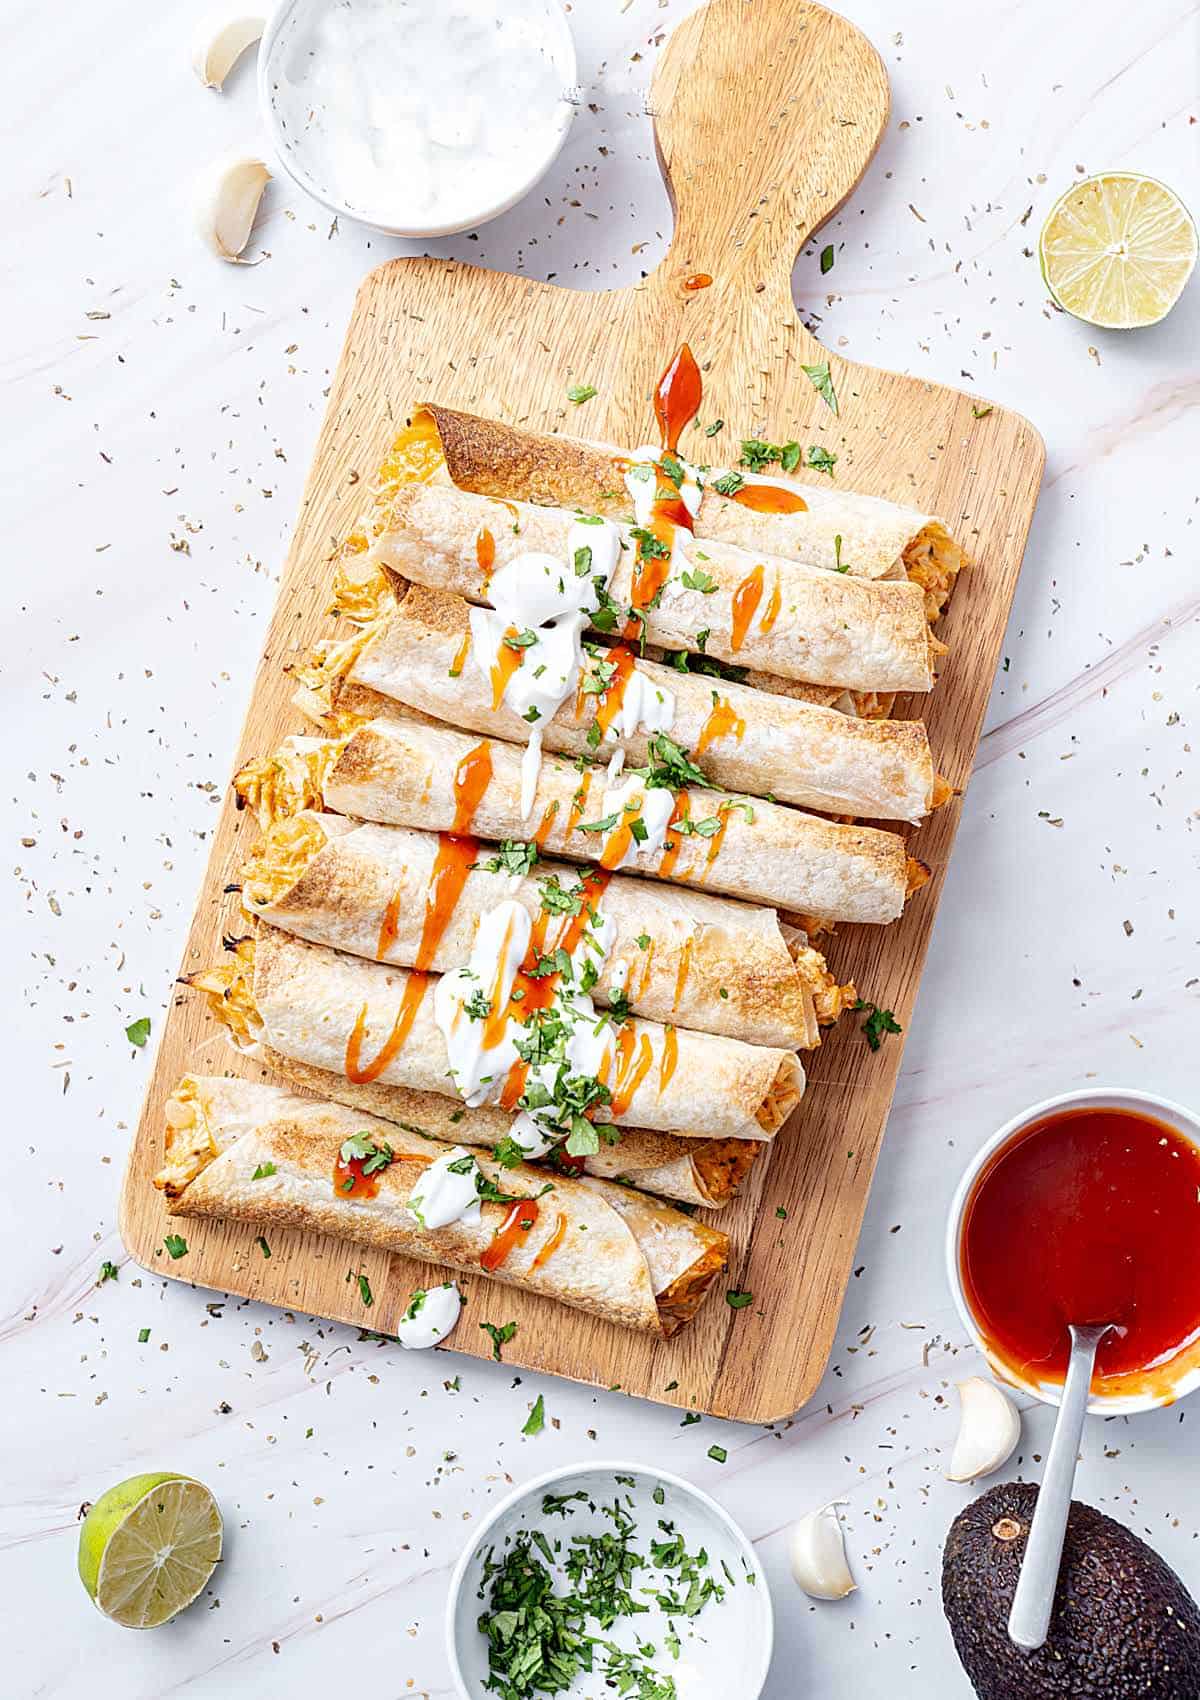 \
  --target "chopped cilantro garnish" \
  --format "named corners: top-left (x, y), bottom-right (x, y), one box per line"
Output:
top-left (97, 1260), bottom-right (119, 1285)
top-left (711, 470), bottom-right (744, 497)
top-left (820, 243), bottom-right (835, 274)
top-left (726, 1289), bottom-right (753, 1309)
top-left (480, 1319), bottom-right (517, 1360)
top-left (805, 444), bottom-right (837, 475)
top-left (163, 1234), bottom-right (188, 1260)
top-left (481, 840), bottom-right (539, 878)
top-left (522, 1394), bottom-right (546, 1436)
top-left (251, 1161), bottom-right (276, 1180)
top-left (629, 527), bottom-right (670, 560)
top-left (853, 998), bottom-right (902, 1050)
top-left (704, 419), bottom-right (724, 437)
top-left (567, 383), bottom-right (597, 404)
top-left (833, 533), bottom-right (850, 573)
top-left (801, 360), bottom-right (839, 414)
top-left (680, 566), bottom-right (717, 593)
top-left (125, 1016), bottom-right (151, 1047)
